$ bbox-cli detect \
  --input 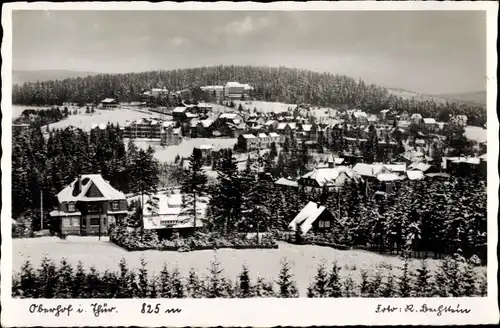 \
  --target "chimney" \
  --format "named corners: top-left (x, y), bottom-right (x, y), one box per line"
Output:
top-left (78, 175), bottom-right (82, 194)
